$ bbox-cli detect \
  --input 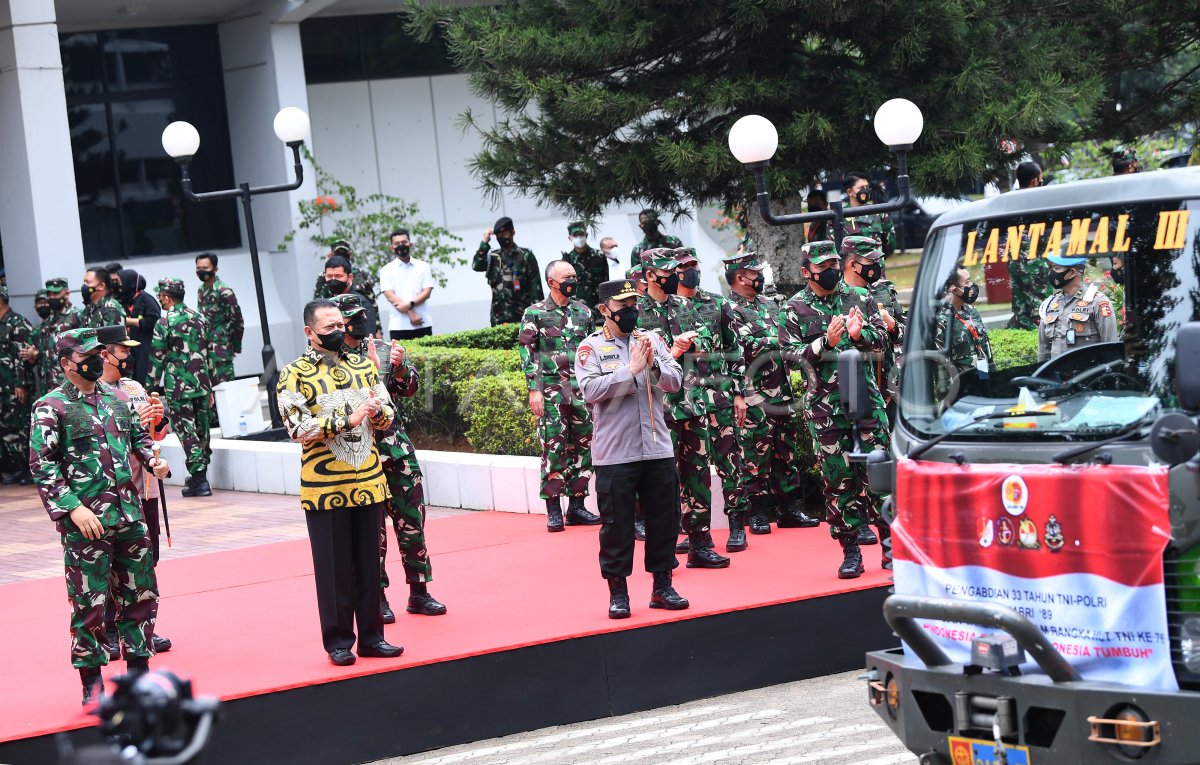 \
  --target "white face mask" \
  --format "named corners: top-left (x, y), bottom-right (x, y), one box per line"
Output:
top-left (572, 236), bottom-right (587, 248)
